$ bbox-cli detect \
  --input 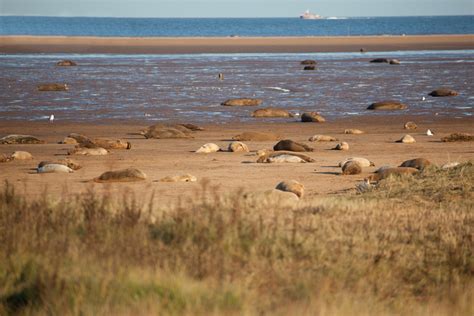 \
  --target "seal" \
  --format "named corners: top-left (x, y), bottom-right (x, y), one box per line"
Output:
top-left (404, 122), bottom-right (418, 130)
top-left (300, 60), bottom-right (317, 65)
top-left (275, 180), bottom-right (304, 198)
top-left (273, 139), bottom-right (313, 152)
top-left (301, 112), bottom-right (326, 122)
top-left (68, 147), bottom-right (108, 156)
top-left (342, 161), bottom-right (362, 175)
top-left (93, 138), bottom-right (132, 150)
top-left (228, 141), bottom-right (249, 152)
top-left (428, 88), bottom-right (458, 97)
top-left (56, 60), bottom-right (77, 66)
top-left (308, 135), bottom-right (338, 142)
top-left (10, 151), bottom-right (33, 160)
top-left (196, 143), bottom-right (221, 153)
top-left (338, 157), bottom-right (375, 168)
top-left (37, 83), bottom-right (69, 91)
top-left (367, 167), bottom-right (419, 182)
top-left (399, 158), bottom-right (432, 170)
top-left (251, 108), bottom-right (294, 118)
top-left (38, 158), bottom-right (82, 170)
top-left (257, 151), bottom-right (314, 163)
top-left (221, 98), bottom-right (262, 106)
top-left (158, 174), bottom-right (197, 182)
top-left (0, 154), bottom-right (12, 163)
top-left (232, 132), bottom-right (282, 141)
top-left (441, 162), bottom-right (460, 169)
top-left (333, 142), bottom-right (349, 151)
top-left (37, 164), bottom-right (74, 174)
top-left (94, 168), bottom-right (147, 183)
top-left (367, 101), bottom-right (407, 110)
top-left (303, 65), bottom-right (316, 70)
top-left (59, 137), bottom-right (79, 145)
top-left (397, 135), bottom-right (416, 143)
top-left (344, 129), bottom-right (364, 135)
top-left (66, 133), bottom-right (93, 145)
top-left (441, 133), bottom-right (473, 142)
top-left (0, 134), bottom-right (45, 144)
